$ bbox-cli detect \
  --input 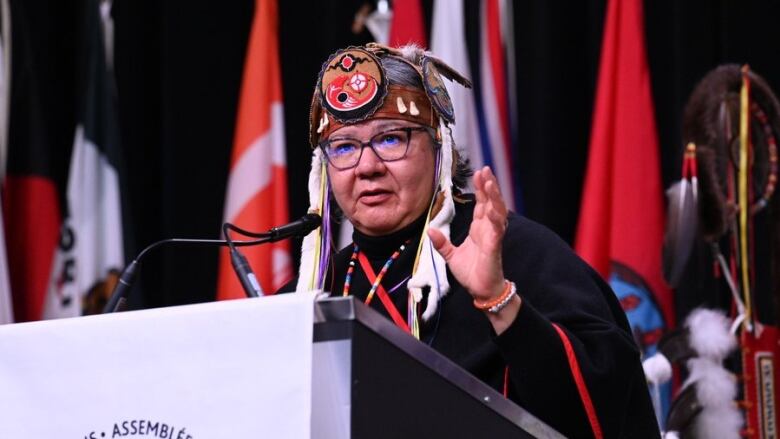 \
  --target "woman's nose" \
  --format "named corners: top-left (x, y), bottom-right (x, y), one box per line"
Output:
top-left (355, 145), bottom-right (386, 176)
